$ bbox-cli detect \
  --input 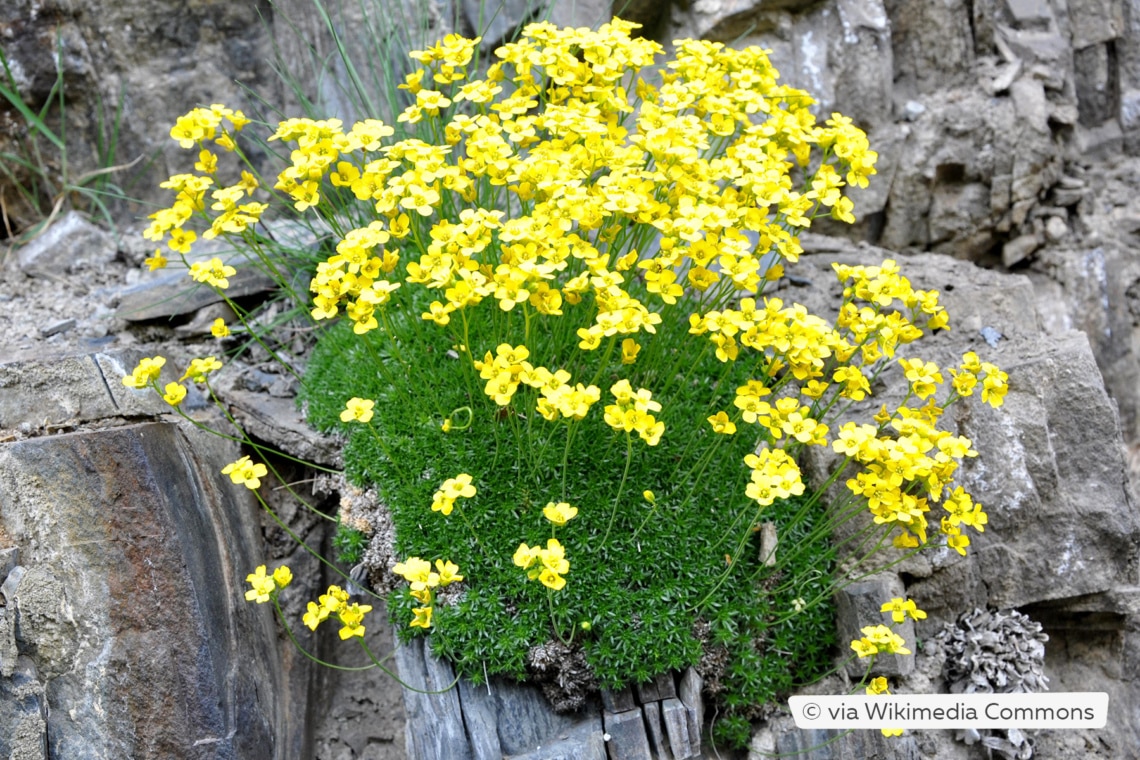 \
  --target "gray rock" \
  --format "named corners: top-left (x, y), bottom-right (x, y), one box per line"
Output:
top-left (1044, 215), bottom-right (1069, 242)
top-left (214, 376), bottom-right (345, 468)
top-left (1075, 40), bottom-right (1121, 127)
top-left (506, 713), bottom-right (606, 760)
top-left (115, 258), bottom-right (279, 322)
top-left (16, 212), bottom-right (115, 278)
top-left (0, 420), bottom-right (301, 758)
top-left (634, 671), bottom-right (676, 703)
top-left (465, 0), bottom-right (544, 48)
top-left (548, 0), bottom-right (613, 28)
top-left (835, 577), bottom-right (915, 678)
top-left (1068, 0), bottom-right (1124, 49)
top-left (753, 714), bottom-right (923, 759)
top-left (677, 667), bottom-right (703, 734)
top-left (660, 698), bottom-right (694, 759)
top-left (0, 546), bottom-right (17, 584)
top-left (394, 636), bottom-right (472, 760)
top-left (39, 319), bottom-right (77, 338)
top-left (603, 707), bottom-right (652, 760)
top-left (0, 601), bottom-right (17, 680)
top-left (601, 685), bottom-right (636, 713)
top-left (1001, 232), bottom-right (1040, 267)
top-left (1004, 0), bottom-right (1052, 25)
top-left (0, 656), bottom-right (46, 760)
top-left (641, 701), bottom-right (673, 760)
top-left (398, 634), bottom-right (605, 760)
top-left (0, 350), bottom-right (174, 430)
